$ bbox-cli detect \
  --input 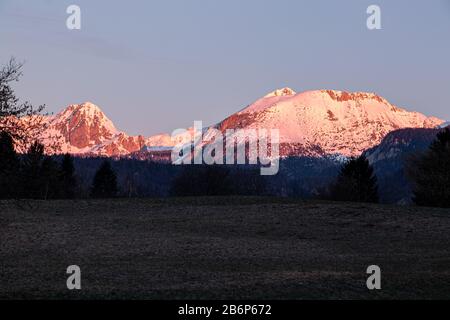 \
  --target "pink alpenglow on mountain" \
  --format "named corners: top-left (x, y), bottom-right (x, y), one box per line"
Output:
top-left (216, 88), bottom-right (444, 157)
top-left (36, 89), bottom-right (444, 158)
top-left (40, 102), bottom-right (146, 156)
